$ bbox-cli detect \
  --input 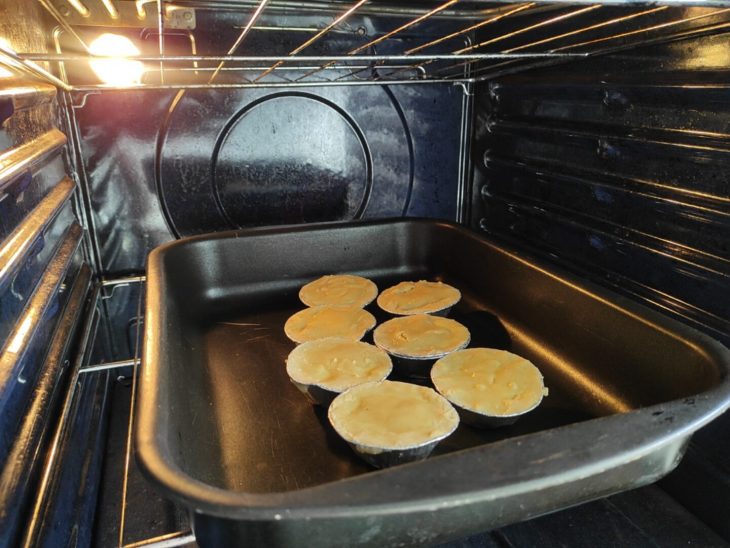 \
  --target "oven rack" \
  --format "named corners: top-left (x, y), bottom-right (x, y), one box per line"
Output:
top-left (28, 274), bottom-right (194, 547)
top-left (2, 1), bottom-right (730, 92)
top-left (91, 276), bottom-right (195, 548)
